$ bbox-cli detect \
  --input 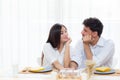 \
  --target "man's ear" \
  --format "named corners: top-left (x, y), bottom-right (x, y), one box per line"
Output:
top-left (93, 31), bottom-right (98, 37)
